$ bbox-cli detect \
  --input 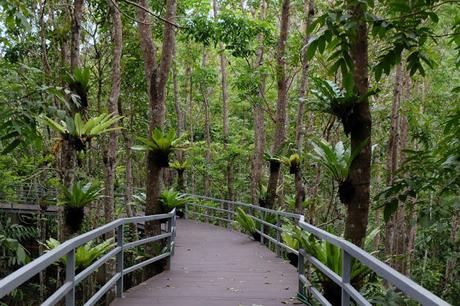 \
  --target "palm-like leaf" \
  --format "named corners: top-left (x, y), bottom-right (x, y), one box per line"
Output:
top-left (132, 128), bottom-right (190, 167)
top-left (234, 207), bottom-right (256, 234)
top-left (283, 222), bottom-right (379, 282)
top-left (309, 139), bottom-right (367, 183)
top-left (309, 77), bottom-right (353, 114)
top-left (43, 237), bottom-right (115, 270)
top-left (309, 77), bottom-right (378, 135)
top-left (0, 234), bottom-right (30, 266)
top-left (170, 160), bottom-right (188, 171)
top-left (309, 139), bottom-right (350, 182)
top-left (71, 67), bottom-right (91, 92)
top-left (60, 181), bottom-right (104, 208)
top-left (159, 189), bottom-right (188, 208)
top-left (42, 113), bottom-right (122, 138)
